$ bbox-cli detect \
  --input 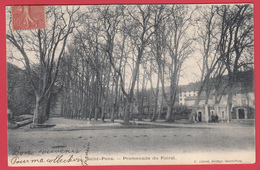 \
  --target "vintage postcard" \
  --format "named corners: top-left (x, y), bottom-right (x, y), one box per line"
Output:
top-left (6, 3), bottom-right (255, 166)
